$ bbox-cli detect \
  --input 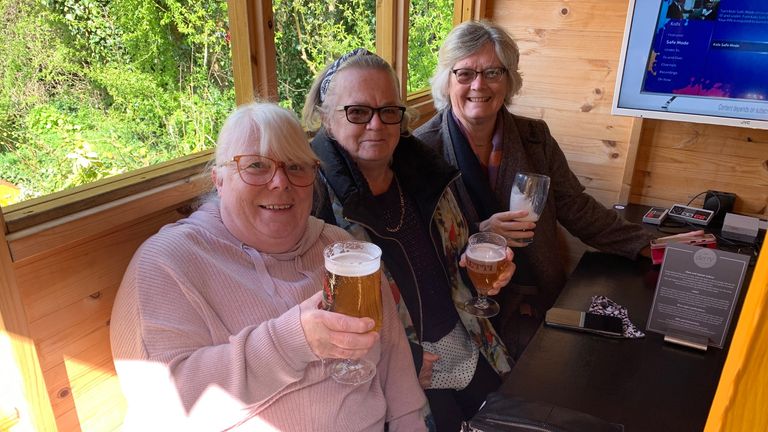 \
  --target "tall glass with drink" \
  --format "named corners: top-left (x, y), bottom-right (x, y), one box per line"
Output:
top-left (463, 232), bottom-right (507, 317)
top-left (322, 240), bottom-right (383, 384)
top-left (509, 172), bottom-right (551, 244)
